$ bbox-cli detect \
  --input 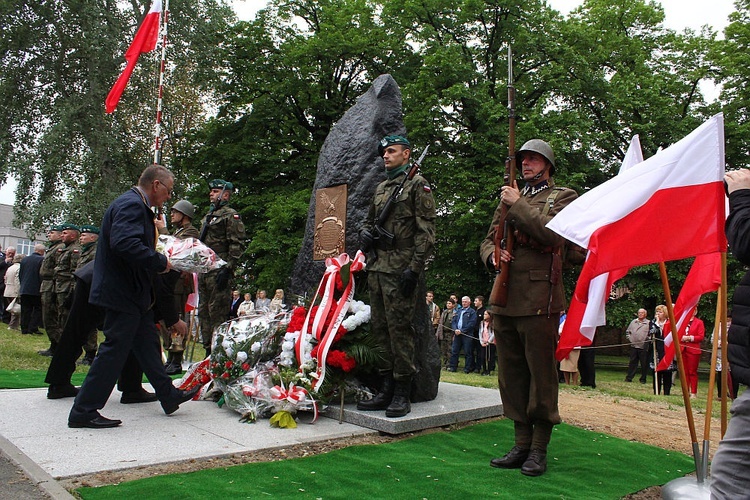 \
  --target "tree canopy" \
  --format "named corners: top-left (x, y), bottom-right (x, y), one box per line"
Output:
top-left (2, 0), bottom-right (744, 328)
